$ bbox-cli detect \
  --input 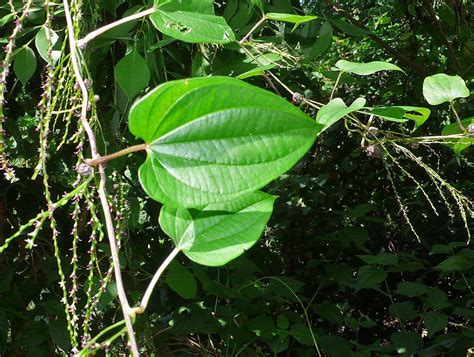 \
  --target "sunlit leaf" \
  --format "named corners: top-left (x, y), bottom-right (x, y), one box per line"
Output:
top-left (370, 106), bottom-right (430, 128)
top-left (35, 27), bottom-right (61, 64)
top-left (150, 0), bottom-right (235, 44)
top-left (159, 192), bottom-right (275, 266)
top-left (334, 60), bottom-right (404, 75)
top-left (130, 76), bottom-right (319, 207)
top-left (423, 73), bottom-right (470, 105)
top-left (316, 97), bottom-right (366, 132)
